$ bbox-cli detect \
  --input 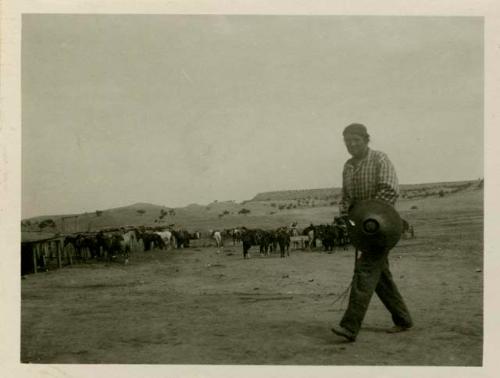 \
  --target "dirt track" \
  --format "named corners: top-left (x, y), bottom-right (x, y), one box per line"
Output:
top-left (21, 201), bottom-right (483, 365)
